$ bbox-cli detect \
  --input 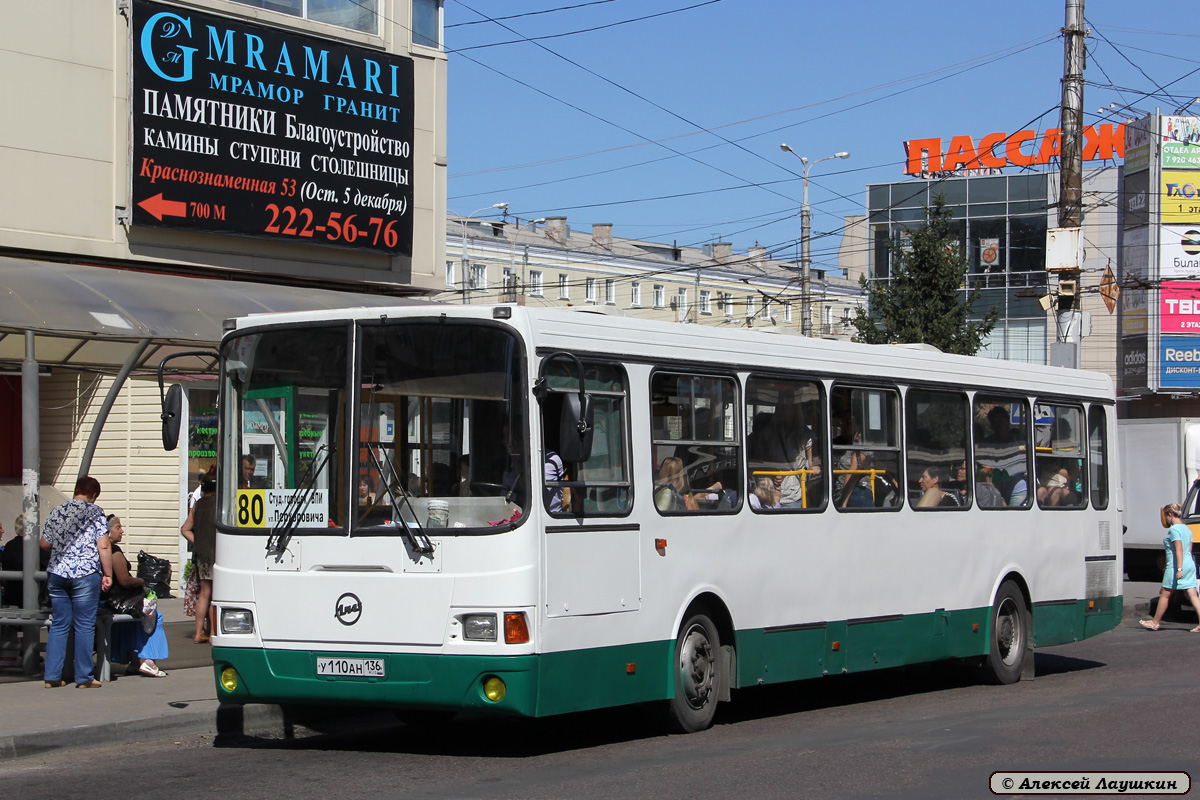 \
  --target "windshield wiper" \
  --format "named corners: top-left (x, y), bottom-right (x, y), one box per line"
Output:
top-left (366, 443), bottom-right (434, 555)
top-left (266, 444), bottom-right (330, 562)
